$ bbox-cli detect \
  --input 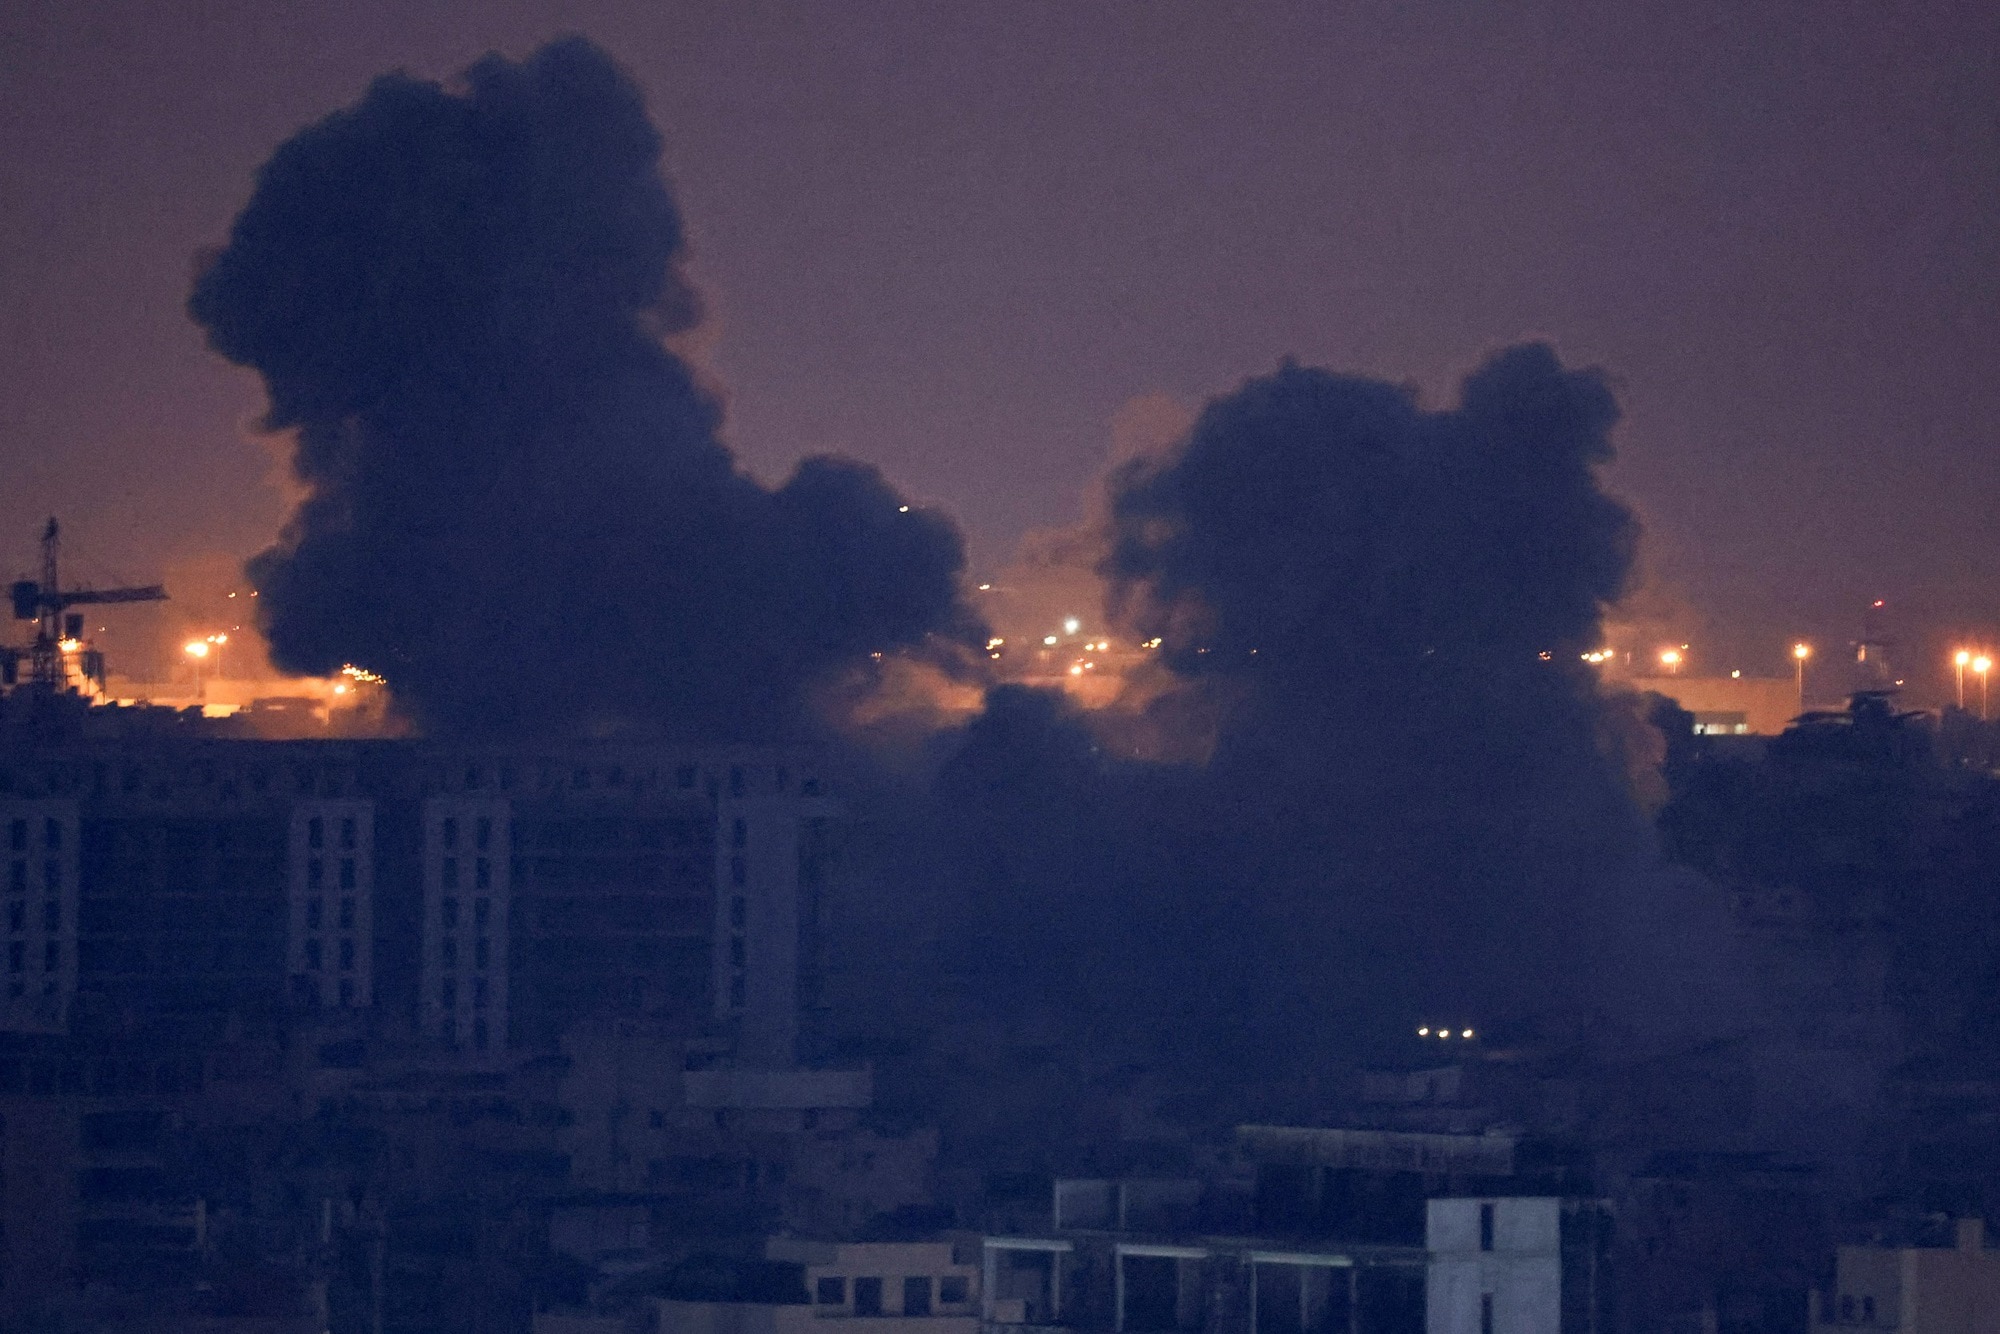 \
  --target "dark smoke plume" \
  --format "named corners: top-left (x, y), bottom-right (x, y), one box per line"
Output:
top-left (884, 347), bottom-right (1738, 1108)
top-left (191, 38), bottom-right (967, 738)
